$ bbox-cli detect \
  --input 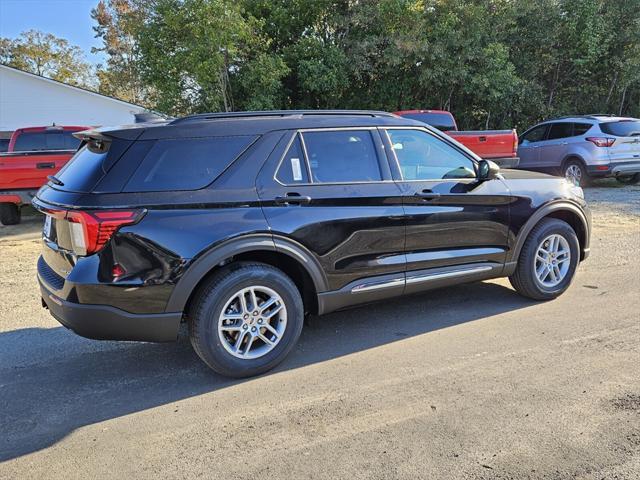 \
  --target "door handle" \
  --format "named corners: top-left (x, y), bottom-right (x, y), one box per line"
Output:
top-left (414, 190), bottom-right (441, 201)
top-left (36, 162), bottom-right (55, 169)
top-left (274, 193), bottom-right (311, 205)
